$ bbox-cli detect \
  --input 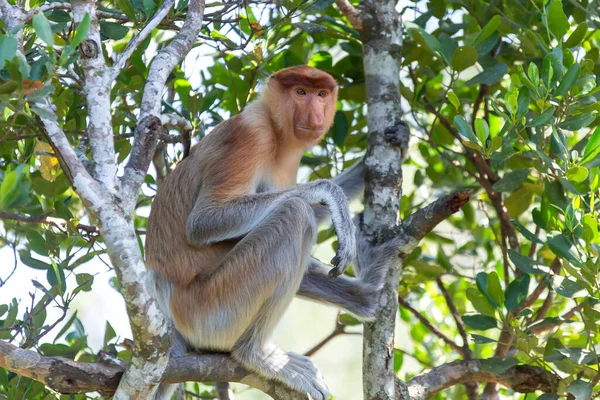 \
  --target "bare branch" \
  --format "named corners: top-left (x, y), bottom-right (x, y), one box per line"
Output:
top-left (33, 100), bottom-right (101, 202)
top-left (405, 359), bottom-right (559, 400)
top-left (71, 0), bottom-right (117, 190)
top-left (0, 340), bottom-right (313, 400)
top-left (120, 0), bottom-right (205, 200)
top-left (0, 211), bottom-right (99, 235)
top-left (215, 382), bottom-right (234, 400)
top-left (436, 278), bottom-right (471, 358)
top-left (398, 296), bottom-right (467, 358)
top-left (397, 189), bottom-right (472, 247)
top-left (335, 0), bottom-right (362, 30)
top-left (109, 0), bottom-right (177, 81)
top-left (26, 2), bottom-right (128, 21)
